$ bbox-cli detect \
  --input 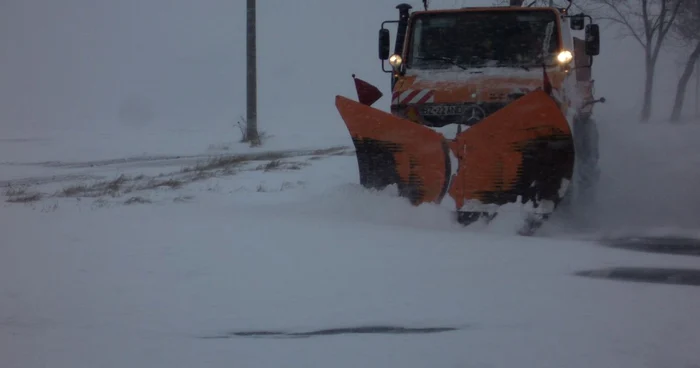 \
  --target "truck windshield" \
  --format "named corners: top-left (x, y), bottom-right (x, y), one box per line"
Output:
top-left (407, 10), bottom-right (561, 70)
